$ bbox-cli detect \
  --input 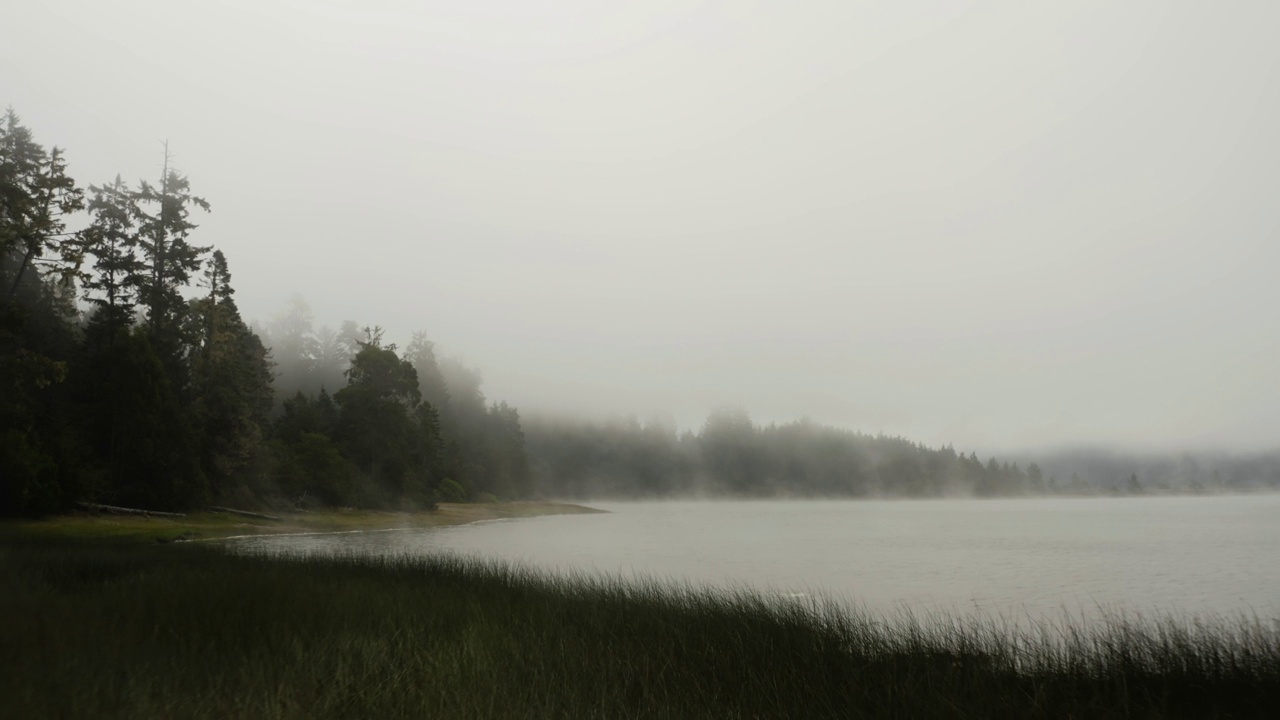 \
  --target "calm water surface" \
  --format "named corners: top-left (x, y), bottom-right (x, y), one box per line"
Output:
top-left (229, 496), bottom-right (1280, 622)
